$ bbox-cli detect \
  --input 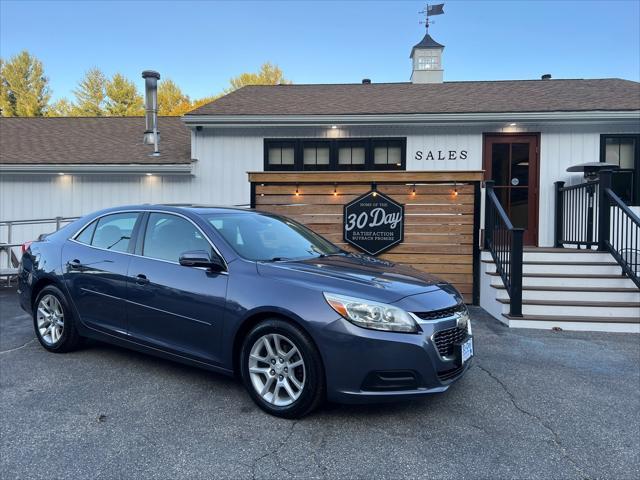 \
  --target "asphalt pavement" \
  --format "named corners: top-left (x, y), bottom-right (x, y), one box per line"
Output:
top-left (1, 286), bottom-right (639, 479)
